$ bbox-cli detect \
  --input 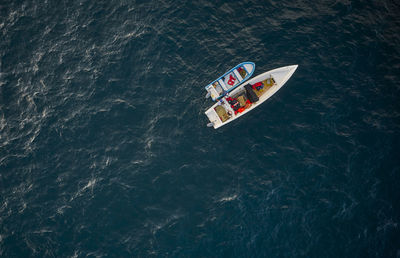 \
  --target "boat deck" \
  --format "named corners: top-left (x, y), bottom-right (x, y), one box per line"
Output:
top-left (254, 77), bottom-right (276, 97)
